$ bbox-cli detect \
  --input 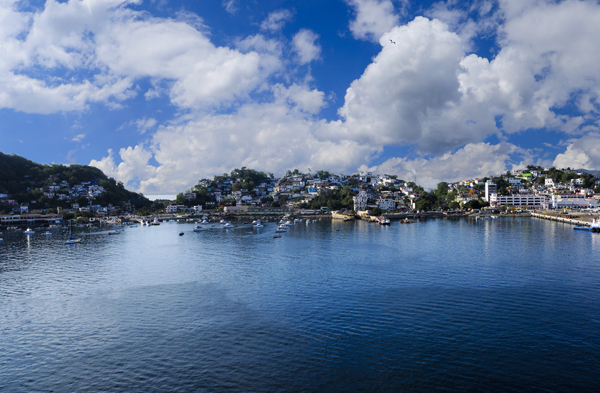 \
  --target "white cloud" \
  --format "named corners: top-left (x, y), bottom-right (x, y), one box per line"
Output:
top-left (0, 0), bottom-right (282, 114)
top-left (260, 9), bottom-right (293, 32)
top-left (363, 142), bottom-right (523, 188)
top-left (292, 29), bottom-right (321, 65)
top-left (72, 133), bottom-right (86, 142)
top-left (91, 86), bottom-right (375, 193)
top-left (553, 133), bottom-right (600, 170)
top-left (223, 0), bottom-right (238, 14)
top-left (347, 0), bottom-right (399, 42)
top-left (134, 117), bottom-right (157, 134)
top-left (90, 146), bottom-right (157, 188)
top-left (338, 17), bottom-right (473, 154)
